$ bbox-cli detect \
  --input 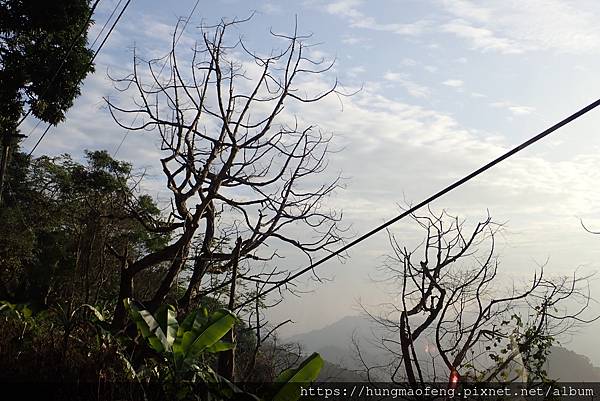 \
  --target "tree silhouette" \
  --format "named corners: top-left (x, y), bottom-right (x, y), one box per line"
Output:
top-left (359, 209), bottom-right (597, 386)
top-left (105, 17), bottom-right (346, 357)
